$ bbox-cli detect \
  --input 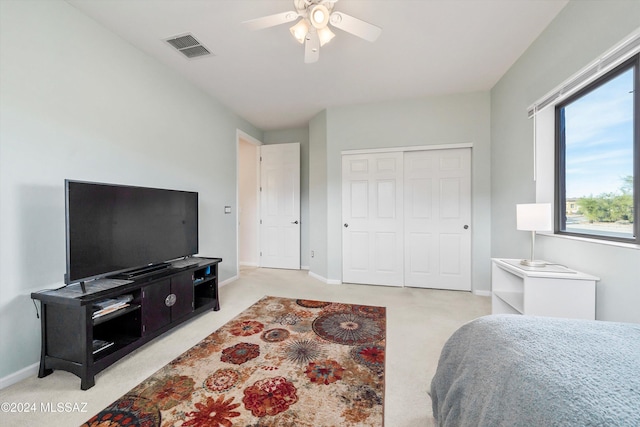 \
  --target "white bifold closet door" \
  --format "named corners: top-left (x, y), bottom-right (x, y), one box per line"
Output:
top-left (342, 148), bottom-right (471, 290)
